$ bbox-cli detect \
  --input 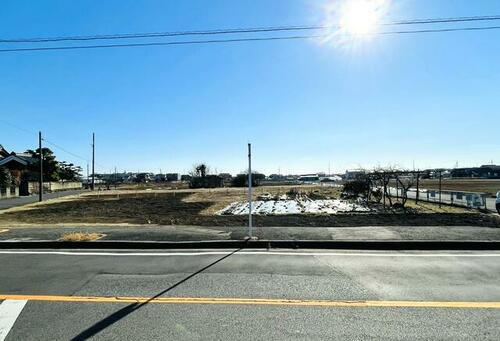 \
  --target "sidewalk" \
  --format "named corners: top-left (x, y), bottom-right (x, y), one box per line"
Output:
top-left (0, 190), bottom-right (87, 210)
